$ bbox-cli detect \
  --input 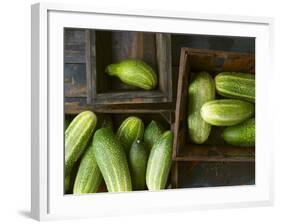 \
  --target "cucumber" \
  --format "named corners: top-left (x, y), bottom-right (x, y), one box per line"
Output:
top-left (215, 72), bottom-right (255, 102)
top-left (129, 140), bottom-right (149, 190)
top-left (93, 128), bottom-right (132, 192)
top-left (97, 114), bottom-right (113, 130)
top-left (106, 59), bottom-right (157, 90)
top-left (223, 118), bottom-right (255, 147)
top-left (144, 120), bottom-right (164, 150)
top-left (201, 99), bottom-right (254, 126)
top-left (146, 131), bottom-right (173, 190)
top-left (188, 71), bottom-right (215, 144)
top-left (116, 116), bottom-right (144, 154)
top-left (73, 141), bottom-right (102, 194)
top-left (65, 111), bottom-right (97, 176)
